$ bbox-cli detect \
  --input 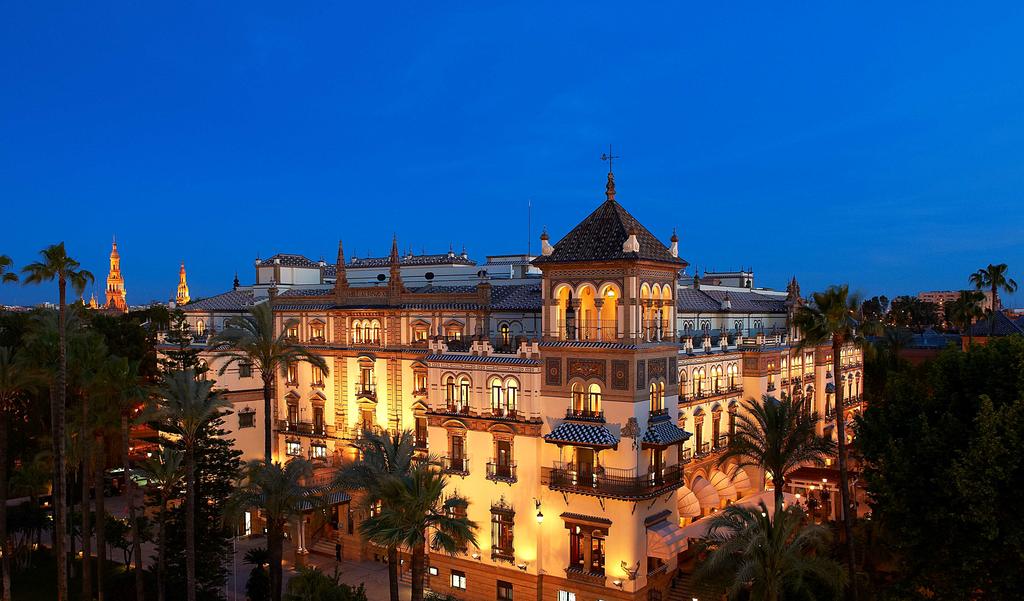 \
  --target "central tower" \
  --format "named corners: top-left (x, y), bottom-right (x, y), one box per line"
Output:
top-left (105, 238), bottom-right (128, 313)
